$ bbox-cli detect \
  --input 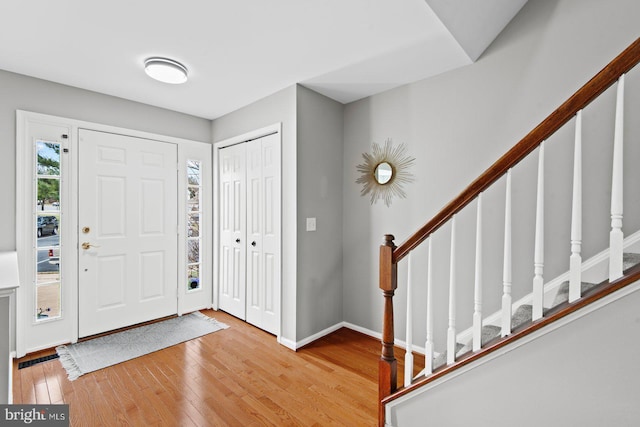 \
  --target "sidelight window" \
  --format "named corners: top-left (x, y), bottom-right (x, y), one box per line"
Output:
top-left (186, 160), bottom-right (202, 291)
top-left (35, 141), bottom-right (62, 321)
